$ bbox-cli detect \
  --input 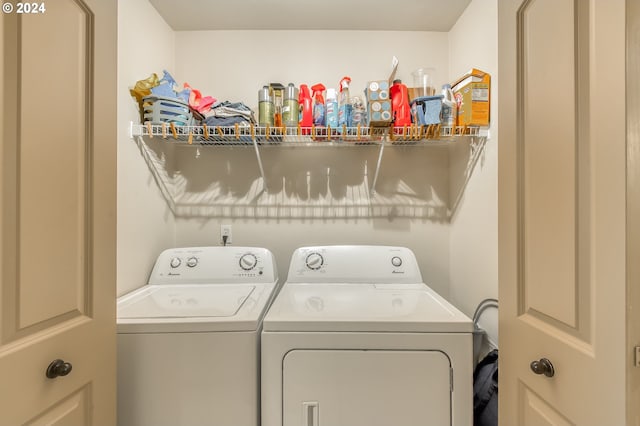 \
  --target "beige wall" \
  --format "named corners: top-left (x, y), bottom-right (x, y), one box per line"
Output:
top-left (116, 1), bottom-right (500, 321)
top-left (175, 218), bottom-right (451, 296)
top-left (174, 30), bottom-right (449, 112)
top-left (117, 0), bottom-right (176, 295)
top-left (169, 30), bottom-right (454, 296)
top-left (448, 0), bottom-right (499, 348)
